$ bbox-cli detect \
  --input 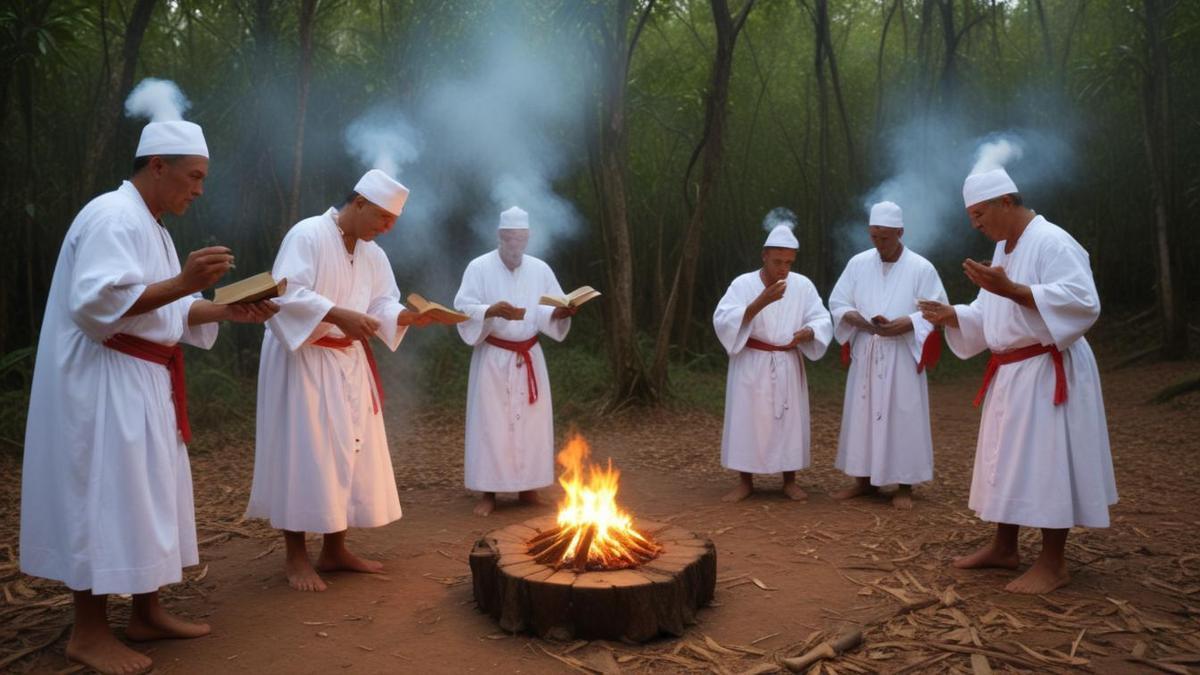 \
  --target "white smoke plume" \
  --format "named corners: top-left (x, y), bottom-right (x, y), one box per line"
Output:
top-left (971, 138), bottom-right (1024, 175)
top-left (762, 207), bottom-right (798, 232)
top-left (124, 78), bottom-right (191, 122)
top-left (344, 108), bottom-right (422, 178)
